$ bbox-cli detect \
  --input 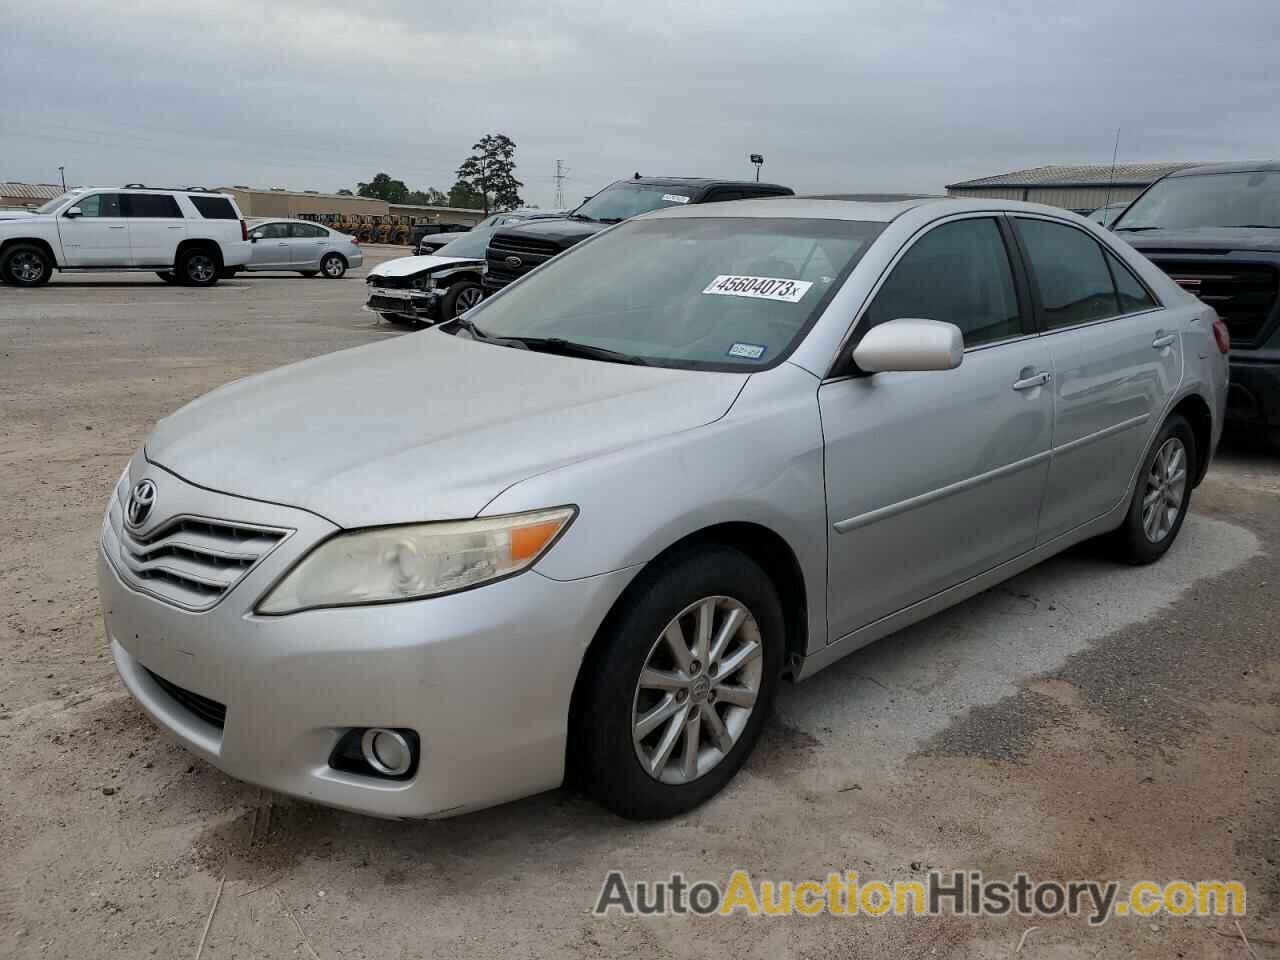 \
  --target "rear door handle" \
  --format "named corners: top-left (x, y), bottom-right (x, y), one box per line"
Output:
top-left (167, 225), bottom-right (185, 230)
top-left (108, 225), bottom-right (126, 230)
top-left (1152, 332), bottom-right (1176, 349)
top-left (1012, 371), bottom-right (1052, 391)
